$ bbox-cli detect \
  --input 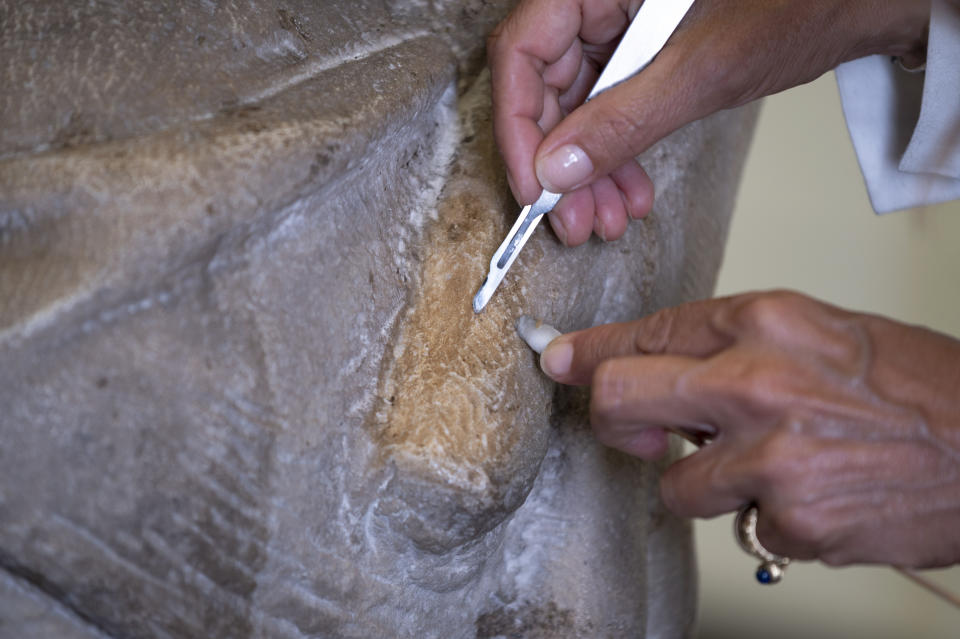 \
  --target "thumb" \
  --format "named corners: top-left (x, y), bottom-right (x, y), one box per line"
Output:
top-left (534, 46), bottom-right (711, 193)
